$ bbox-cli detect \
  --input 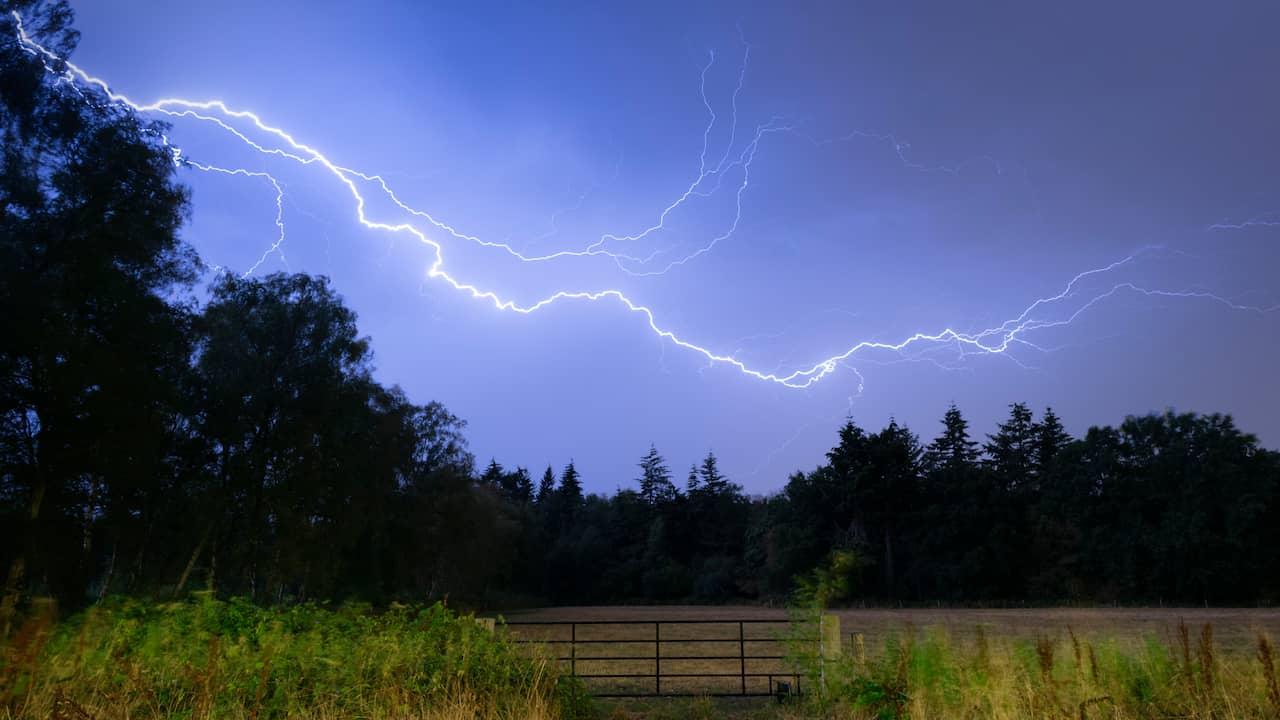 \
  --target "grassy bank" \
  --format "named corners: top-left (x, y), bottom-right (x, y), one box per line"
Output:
top-left (0, 596), bottom-right (591, 719)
